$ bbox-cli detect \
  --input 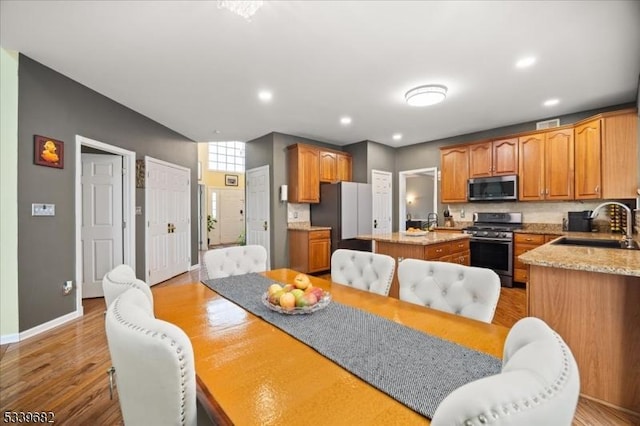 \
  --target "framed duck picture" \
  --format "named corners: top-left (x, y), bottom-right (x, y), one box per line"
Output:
top-left (34, 135), bottom-right (64, 169)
